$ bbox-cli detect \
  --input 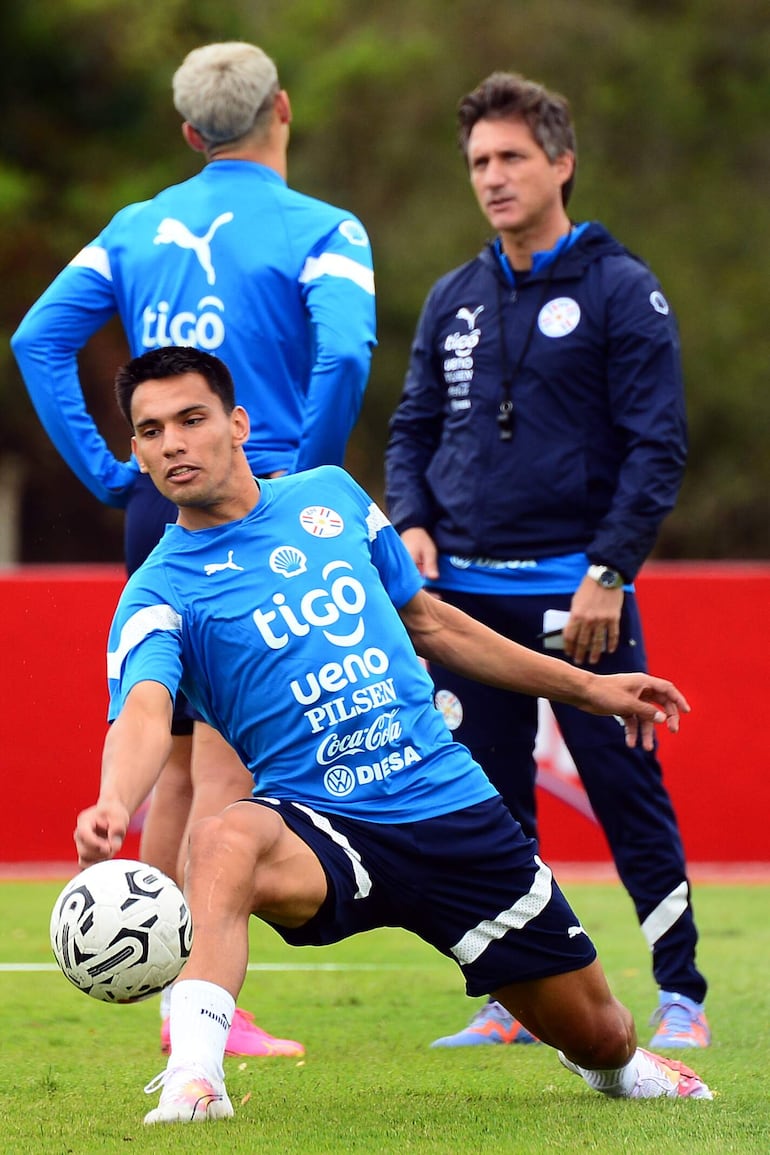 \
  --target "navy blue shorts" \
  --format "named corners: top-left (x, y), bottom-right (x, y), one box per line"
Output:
top-left (250, 795), bottom-right (596, 997)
